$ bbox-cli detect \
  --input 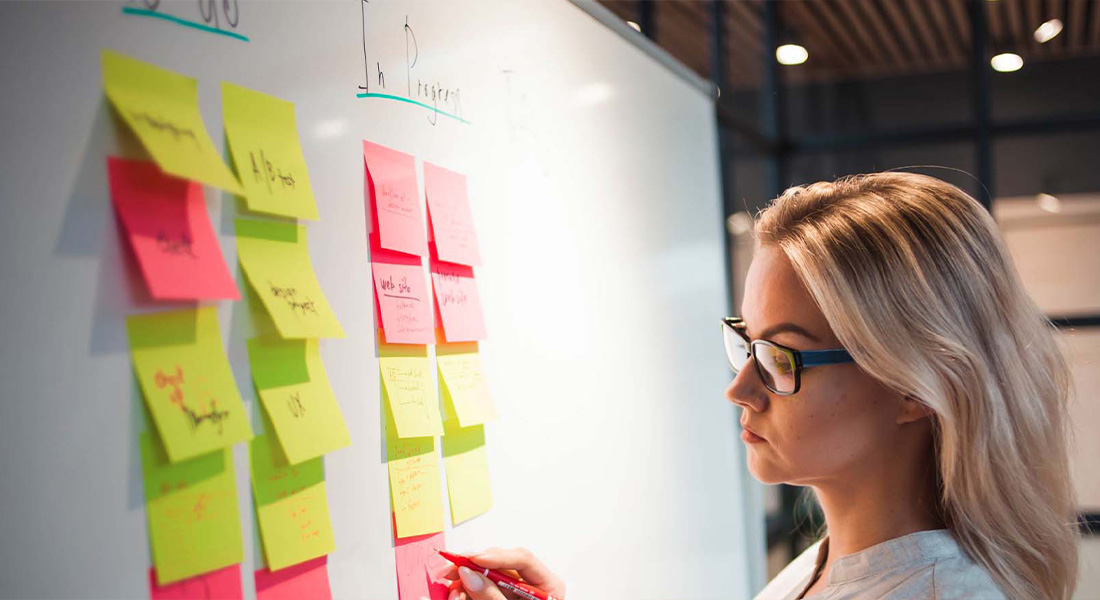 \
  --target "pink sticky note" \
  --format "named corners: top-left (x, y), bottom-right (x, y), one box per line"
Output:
top-left (364, 140), bottom-right (428, 257)
top-left (423, 162), bottom-right (481, 267)
top-left (372, 241), bottom-right (435, 345)
top-left (430, 246), bottom-right (486, 342)
top-left (254, 556), bottom-right (331, 600)
top-left (394, 524), bottom-right (450, 600)
top-left (108, 157), bottom-right (240, 301)
top-left (149, 564), bottom-right (243, 600)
